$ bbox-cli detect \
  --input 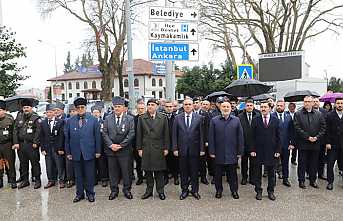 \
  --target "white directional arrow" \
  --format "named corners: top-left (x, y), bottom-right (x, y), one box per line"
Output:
top-left (188, 43), bottom-right (199, 61)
